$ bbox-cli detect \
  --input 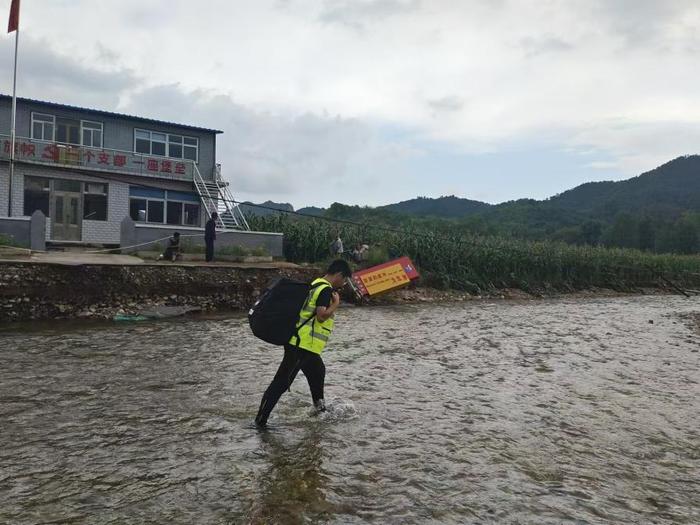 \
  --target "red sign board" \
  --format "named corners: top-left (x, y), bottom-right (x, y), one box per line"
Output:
top-left (352, 257), bottom-right (419, 296)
